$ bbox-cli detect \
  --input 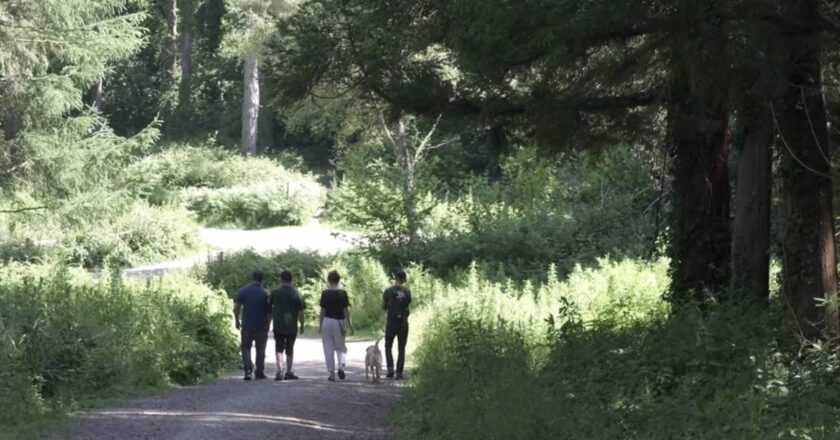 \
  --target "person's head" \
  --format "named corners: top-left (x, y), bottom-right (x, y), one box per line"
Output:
top-left (279, 269), bottom-right (293, 284)
top-left (392, 268), bottom-right (407, 285)
top-left (327, 270), bottom-right (341, 286)
top-left (251, 270), bottom-right (264, 285)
